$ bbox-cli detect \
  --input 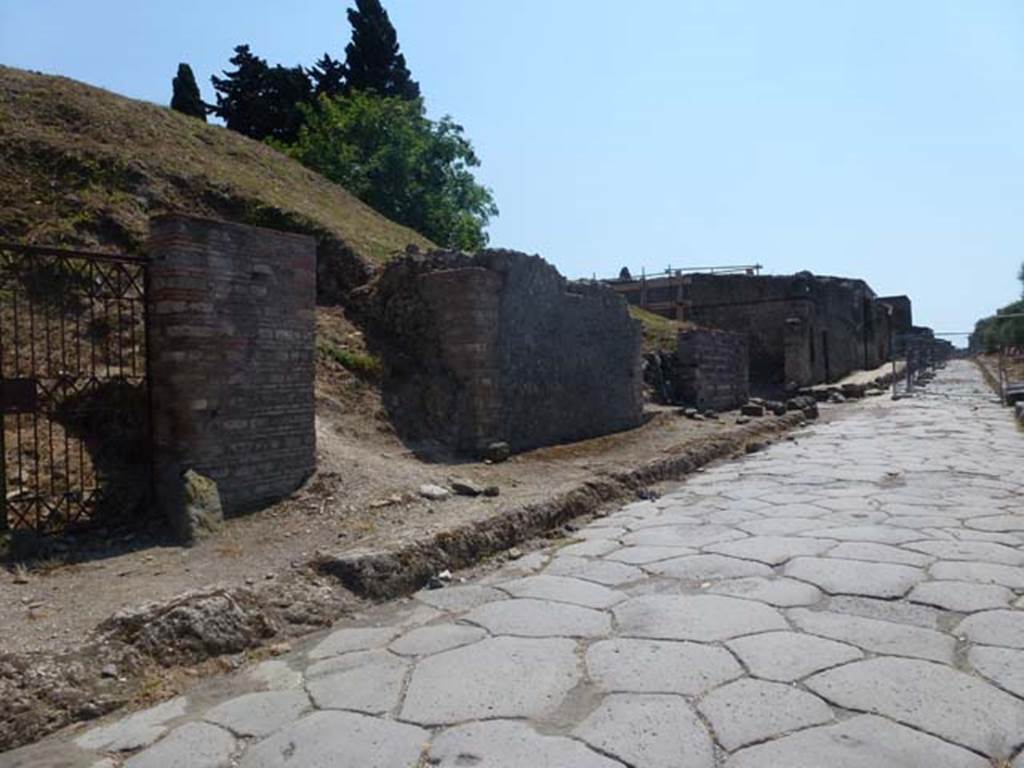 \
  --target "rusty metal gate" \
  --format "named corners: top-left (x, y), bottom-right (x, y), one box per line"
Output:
top-left (0, 243), bottom-right (149, 535)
